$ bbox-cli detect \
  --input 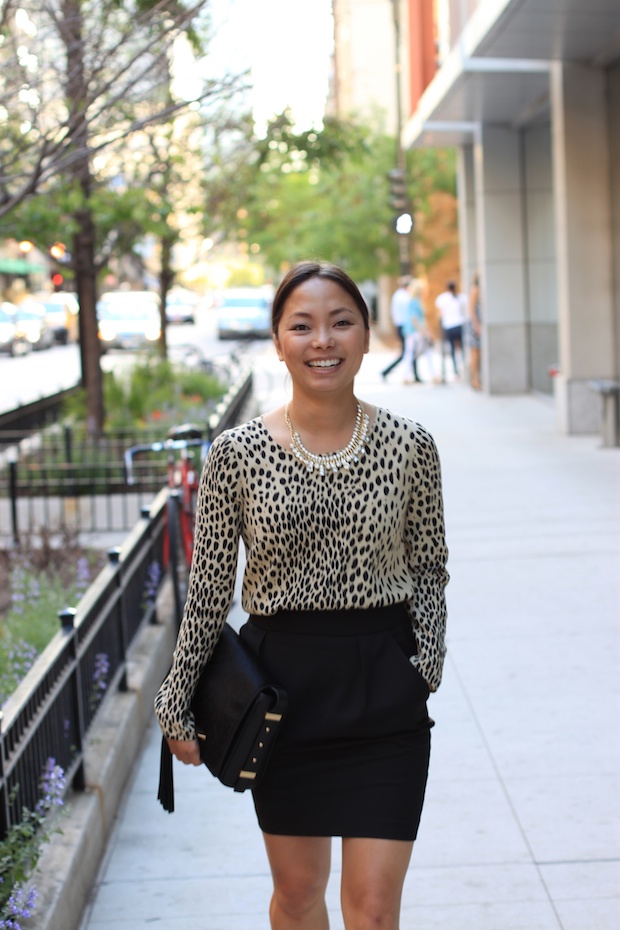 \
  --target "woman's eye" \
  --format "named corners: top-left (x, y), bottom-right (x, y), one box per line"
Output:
top-left (335, 319), bottom-right (352, 327)
top-left (291, 323), bottom-right (309, 331)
